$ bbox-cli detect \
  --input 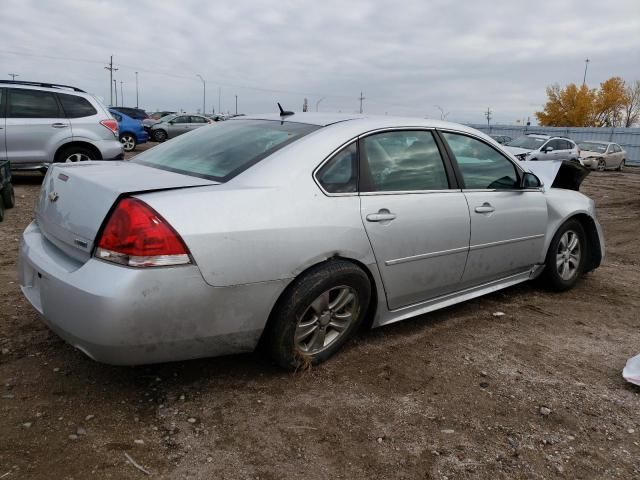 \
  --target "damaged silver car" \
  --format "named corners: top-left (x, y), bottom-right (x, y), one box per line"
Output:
top-left (18, 114), bottom-right (604, 369)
